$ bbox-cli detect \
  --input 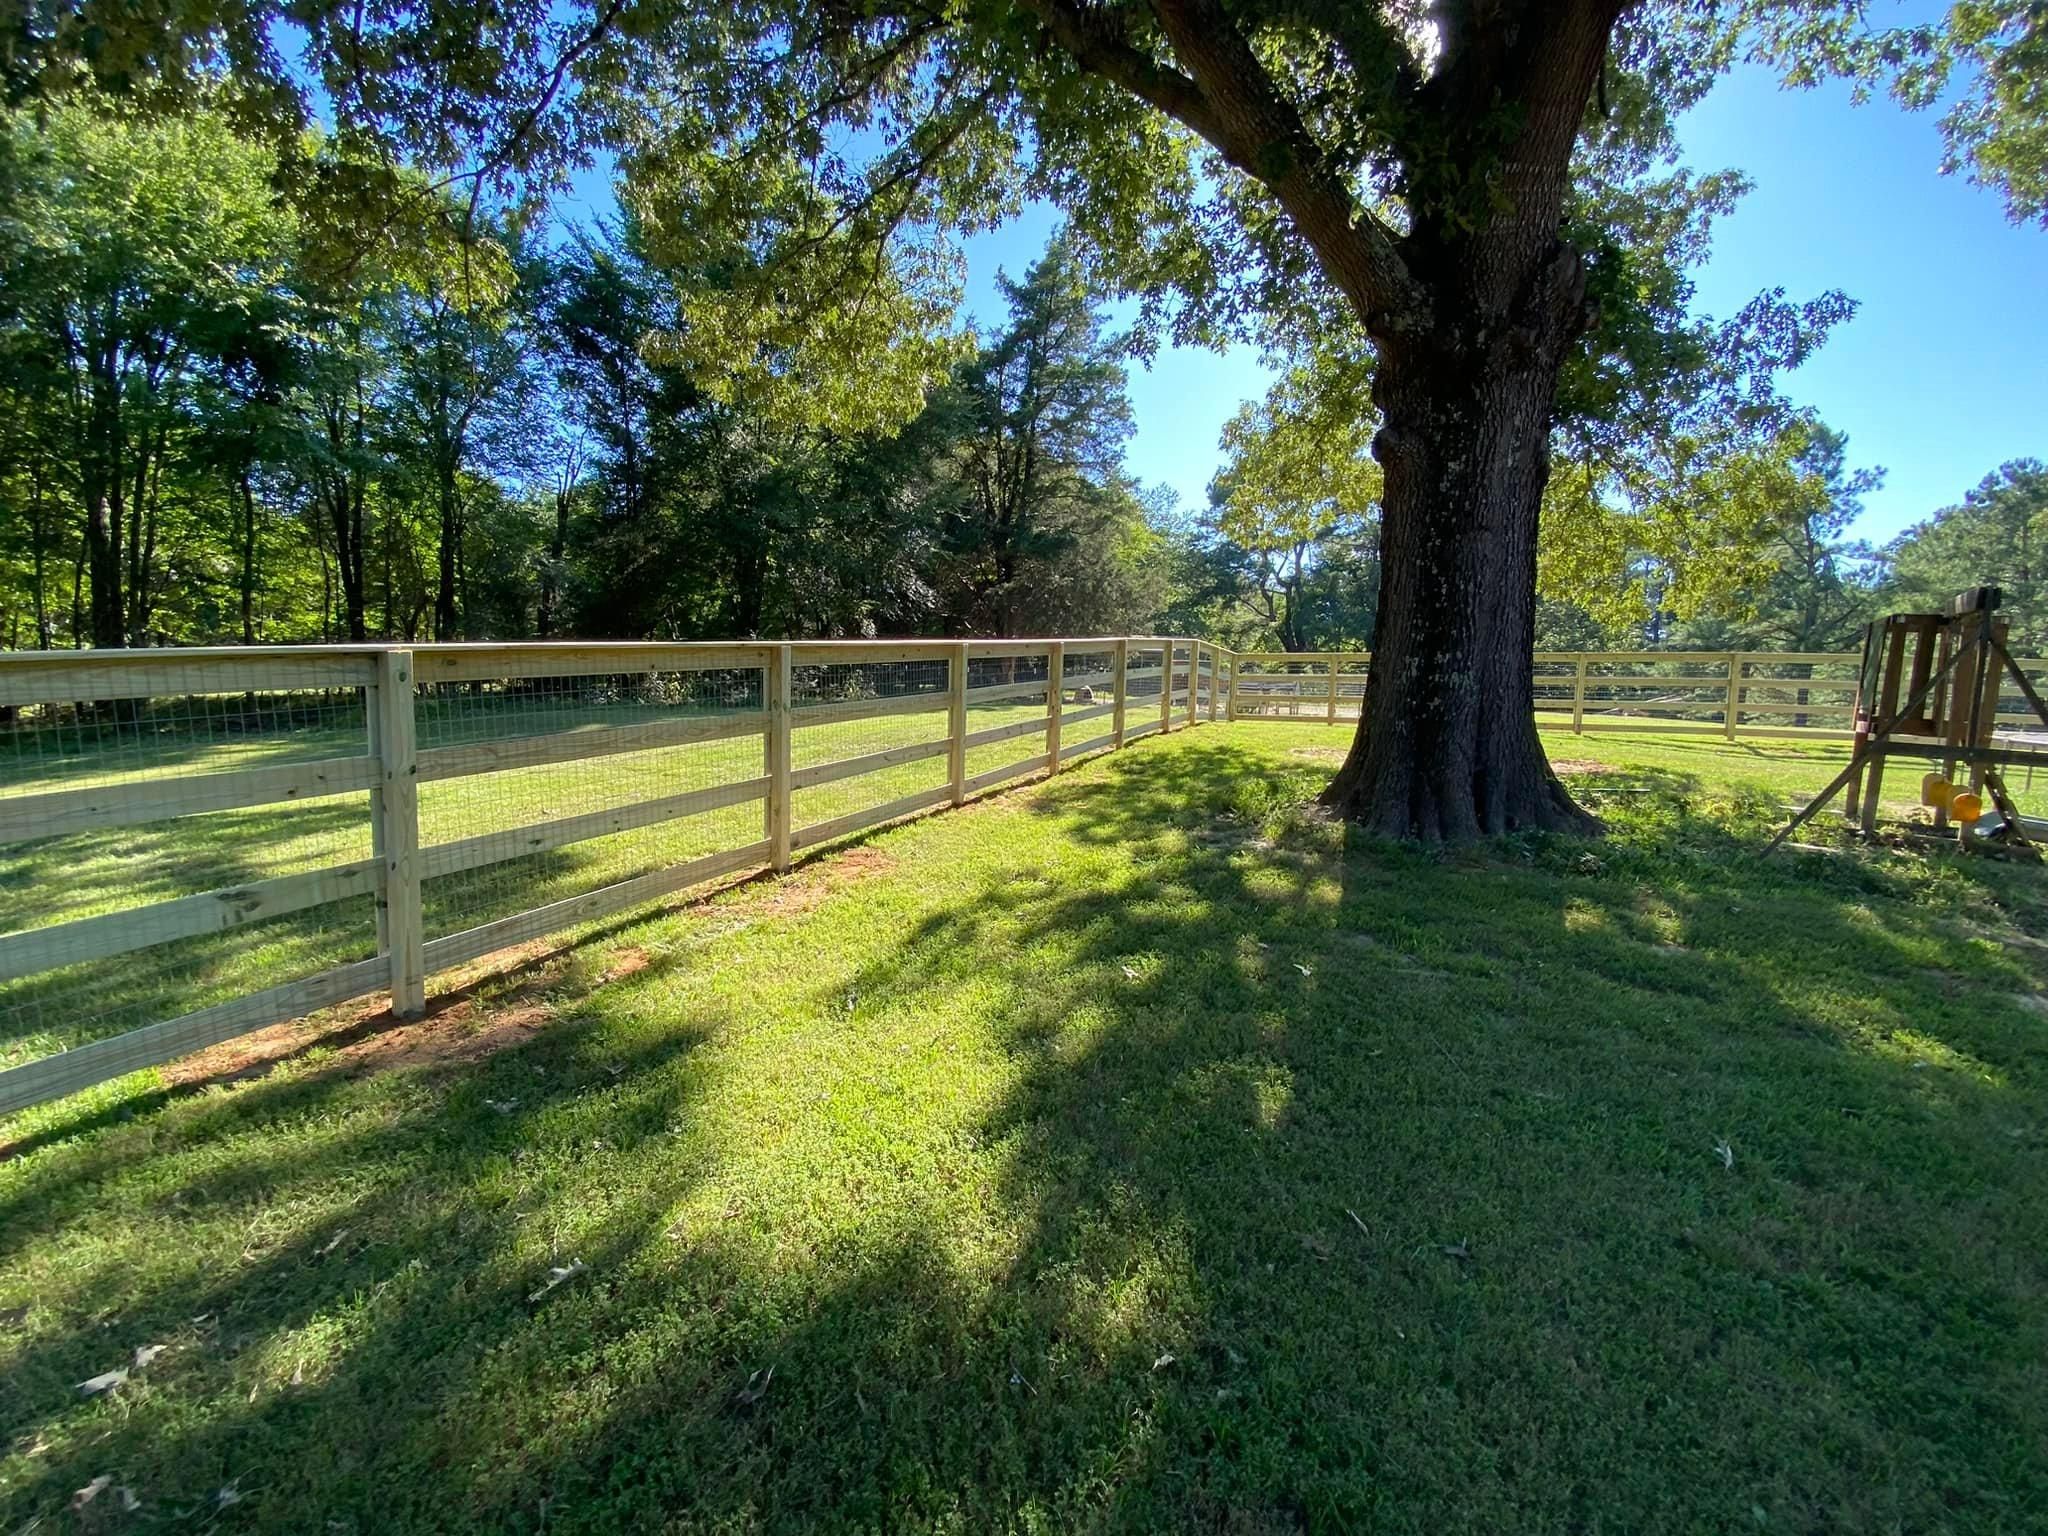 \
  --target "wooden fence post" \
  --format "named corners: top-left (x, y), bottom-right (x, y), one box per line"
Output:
top-left (372, 649), bottom-right (425, 1019)
top-left (948, 640), bottom-right (969, 804)
top-left (1046, 640), bottom-right (1065, 771)
top-left (1160, 642), bottom-right (1175, 734)
top-left (1724, 653), bottom-right (1741, 740)
top-left (1572, 655), bottom-right (1589, 734)
top-left (1326, 656), bottom-right (1339, 726)
top-left (1112, 638), bottom-right (1128, 747)
top-left (768, 643), bottom-right (792, 873)
top-left (1185, 642), bottom-right (1199, 729)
